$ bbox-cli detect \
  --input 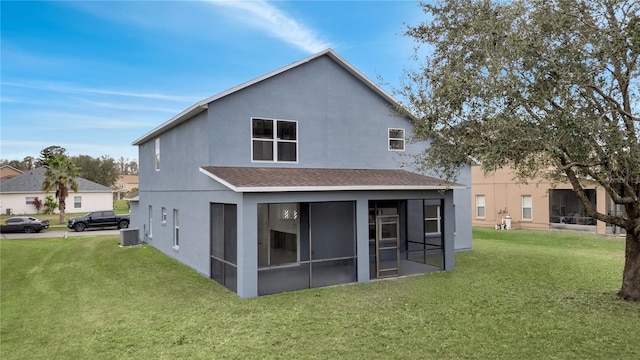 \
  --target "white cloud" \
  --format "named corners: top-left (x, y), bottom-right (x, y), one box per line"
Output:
top-left (208, 0), bottom-right (332, 53)
top-left (1, 81), bottom-right (200, 103)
